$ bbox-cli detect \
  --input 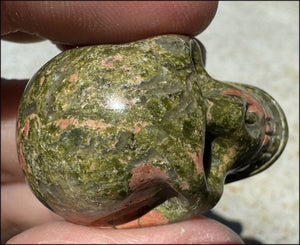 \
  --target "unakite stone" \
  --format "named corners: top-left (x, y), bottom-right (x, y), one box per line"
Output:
top-left (17, 35), bottom-right (288, 226)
